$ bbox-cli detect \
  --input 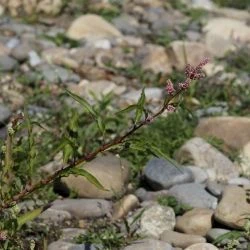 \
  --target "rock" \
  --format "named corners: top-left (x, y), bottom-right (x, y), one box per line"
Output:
top-left (28, 51), bottom-right (41, 67)
top-left (214, 185), bottom-right (250, 229)
top-left (175, 208), bottom-right (213, 236)
top-left (50, 199), bottom-right (112, 219)
top-left (160, 231), bottom-right (206, 248)
top-left (0, 55), bottom-right (18, 71)
top-left (184, 243), bottom-right (218, 250)
top-left (185, 166), bottom-right (208, 183)
top-left (59, 228), bottom-right (86, 242)
top-left (48, 241), bottom-right (97, 250)
top-left (11, 42), bottom-right (32, 61)
top-left (0, 43), bottom-right (10, 56)
top-left (123, 239), bottom-right (173, 250)
top-left (239, 142), bottom-right (250, 176)
top-left (121, 88), bottom-right (163, 105)
top-left (135, 188), bottom-right (169, 202)
top-left (68, 80), bottom-right (126, 100)
top-left (136, 44), bottom-right (172, 74)
top-left (195, 117), bottom-right (250, 151)
top-left (67, 14), bottom-right (122, 41)
top-left (228, 177), bottom-right (250, 186)
top-left (206, 228), bottom-right (231, 242)
top-left (112, 14), bottom-right (139, 35)
top-left (175, 137), bottom-right (239, 182)
top-left (139, 204), bottom-right (175, 238)
top-left (167, 41), bottom-right (210, 71)
top-left (0, 4), bottom-right (4, 16)
top-left (38, 208), bottom-right (72, 223)
top-left (144, 157), bottom-right (194, 190)
top-left (113, 194), bottom-right (139, 220)
top-left (4, 0), bottom-right (63, 16)
top-left (203, 18), bottom-right (250, 57)
top-left (37, 64), bottom-right (80, 83)
top-left (168, 183), bottom-right (217, 209)
top-left (212, 7), bottom-right (250, 22)
top-left (59, 154), bottom-right (130, 199)
top-left (0, 105), bottom-right (11, 124)
top-left (188, 0), bottom-right (215, 10)
top-left (206, 181), bottom-right (225, 197)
